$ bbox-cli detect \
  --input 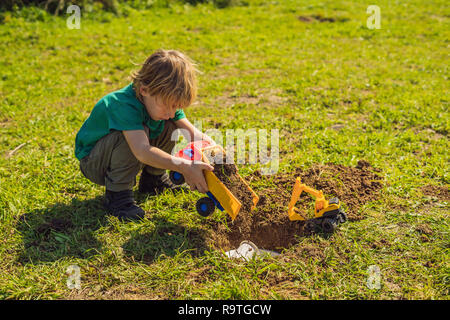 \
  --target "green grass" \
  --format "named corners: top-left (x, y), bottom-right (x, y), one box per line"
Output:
top-left (0, 0), bottom-right (449, 299)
